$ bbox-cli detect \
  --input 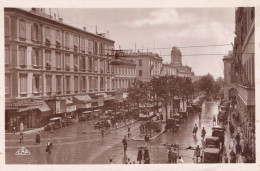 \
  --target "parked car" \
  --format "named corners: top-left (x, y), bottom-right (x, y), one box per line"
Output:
top-left (44, 117), bottom-right (62, 131)
top-left (212, 126), bottom-right (225, 147)
top-left (203, 136), bottom-right (222, 163)
top-left (64, 116), bottom-right (74, 125)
